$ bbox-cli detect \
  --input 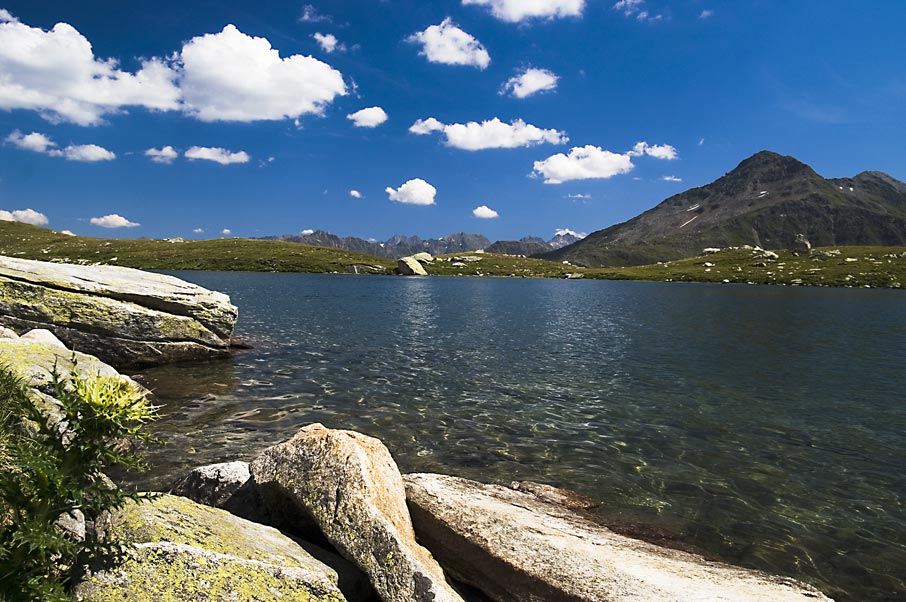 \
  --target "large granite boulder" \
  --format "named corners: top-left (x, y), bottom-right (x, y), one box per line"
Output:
top-left (74, 494), bottom-right (347, 602)
top-left (397, 257), bottom-right (428, 276)
top-left (0, 256), bottom-right (237, 368)
top-left (251, 424), bottom-right (464, 602)
top-left (404, 473), bottom-right (834, 602)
